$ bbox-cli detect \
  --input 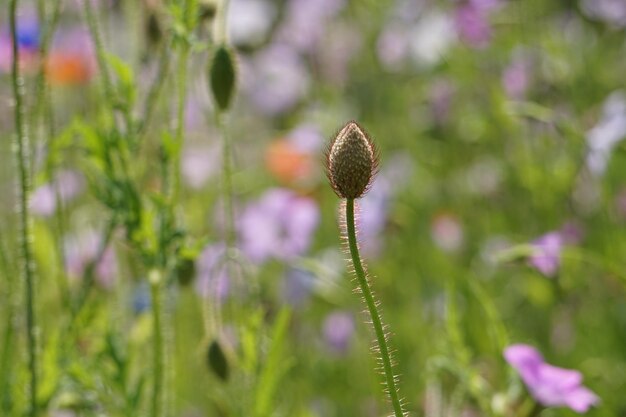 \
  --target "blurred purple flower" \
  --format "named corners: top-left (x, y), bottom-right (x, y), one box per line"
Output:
top-left (281, 267), bottom-right (315, 307)
top-left (195, 244), bottom-right (230, 300)
top-left (585, 91), bottom-right (626, 176)
top-left (431, 212), bottom-right (464, 253)
top-left (181, 145), bottom-right (220, 189)
top-left (358, 154), bottom-right (414, 256)
top-left (243, 43), bottom-right (310, 115)
top-left (580, 0), bottom-right (626, 28)
top-left (0, 11), bottom-right (39, 73)
top-left (277, 0), bottom-right (345, 52)
top-left (323, 311), bottom-right (355, 354)
top-left (132, 282), bottom-right (151, 314)
top-left (376, 24), bottom-right (411, 71)
top-left (504, 344), bottom-right (599, 413)
top-left (288, 124), bottom-right (324, 153)
top-left (64, 230), bottom-right (117, 288)
top-left (430, 80), bottom-right (454, 125)
top-left (502, 57), bottom-right (530, 100)
top-left (529, 232), bottom-right (563, 278)
top-left (454, 3), bottom-right (492, 49)
top-left (315, 23), bottom-right (362, 85)
top-left (31, 170), bottom-right (85, 217)
top-left (238, 188), bottom-right (319, 263)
